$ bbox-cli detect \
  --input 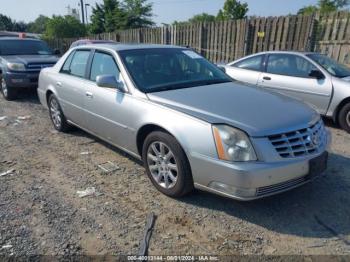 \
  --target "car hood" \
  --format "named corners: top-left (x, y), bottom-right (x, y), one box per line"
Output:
top-left (2, 55), bottom-right (59, 65)
top-left (339, 76), bottom-right (350, 83)
top-left (147, 82), bottom-right (319, 137)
